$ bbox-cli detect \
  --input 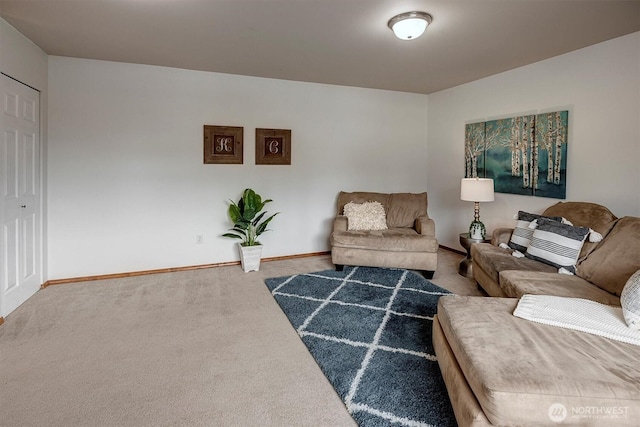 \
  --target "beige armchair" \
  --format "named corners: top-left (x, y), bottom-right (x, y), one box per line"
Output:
top-left (329, 191), bottom-right (438, 278)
